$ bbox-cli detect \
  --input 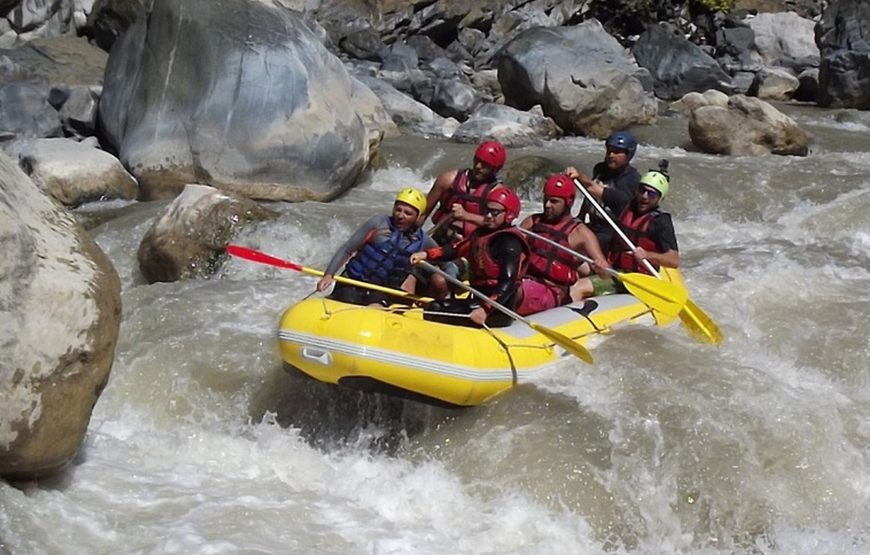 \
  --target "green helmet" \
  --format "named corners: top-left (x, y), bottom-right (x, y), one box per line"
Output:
top-left (640, 171), bottom-right (669, 200)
